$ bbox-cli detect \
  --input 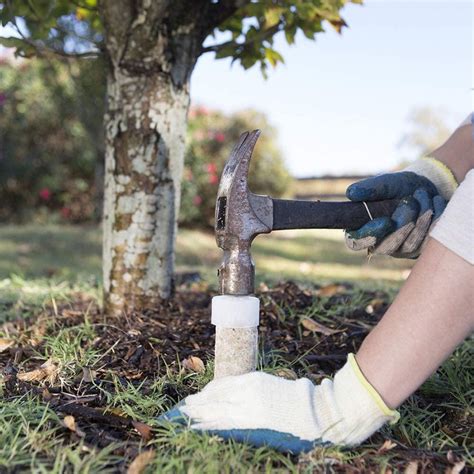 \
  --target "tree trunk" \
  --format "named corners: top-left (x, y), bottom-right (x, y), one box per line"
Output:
top-left (99, 0), bottom-right (208, 314)
top-left (102, 69), bottom-right (190, 314)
